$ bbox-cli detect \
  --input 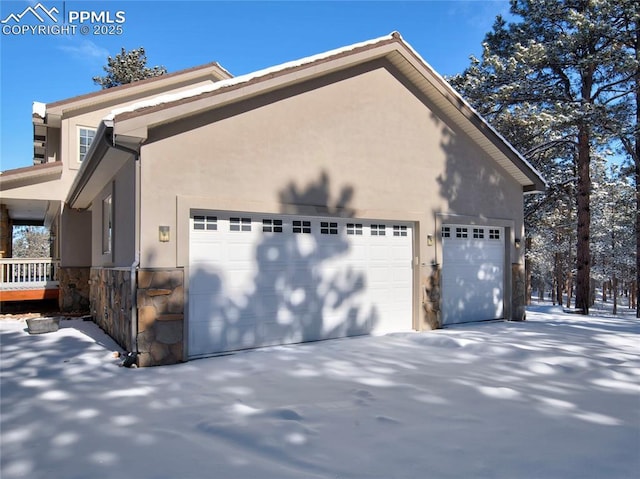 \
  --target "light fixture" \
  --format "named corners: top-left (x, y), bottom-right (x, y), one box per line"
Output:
top-left (515, 238), bottom-right (521, 249)
top-left (427, 234), bottom-right (434, 246)
top-left (159, 226), bottom-right (170, 242)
